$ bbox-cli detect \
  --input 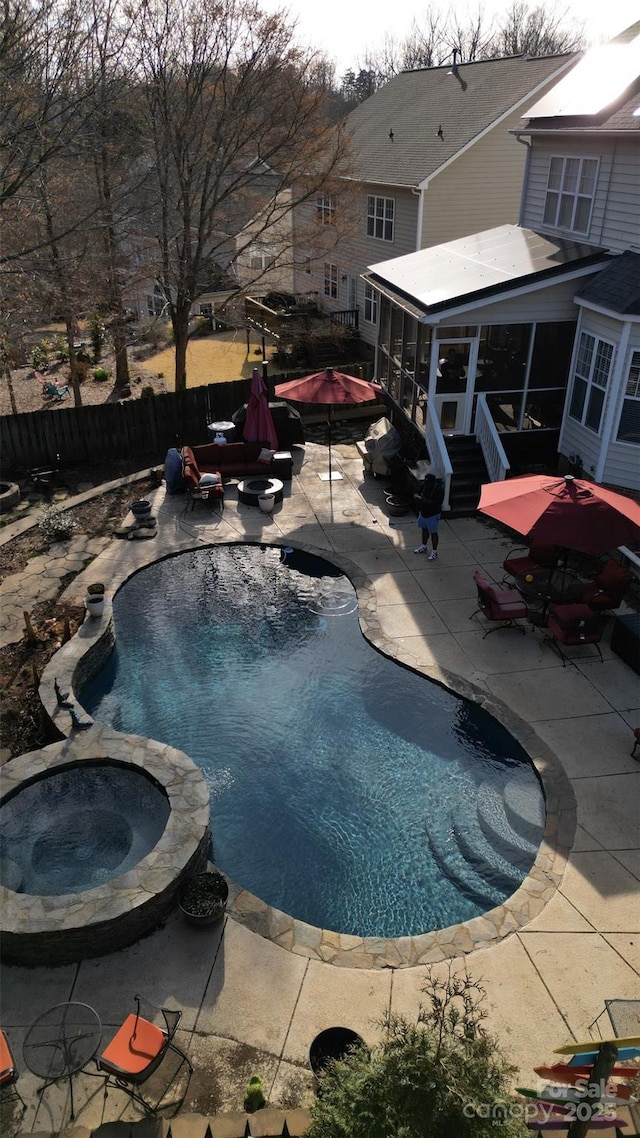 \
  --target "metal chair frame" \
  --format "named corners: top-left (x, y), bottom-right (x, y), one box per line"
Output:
top-left (97, 994), bottom-right (193, 1115)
